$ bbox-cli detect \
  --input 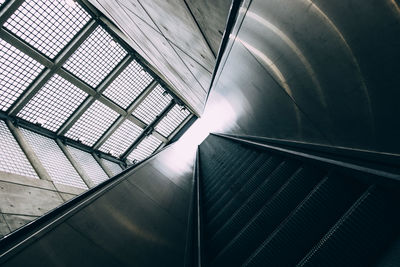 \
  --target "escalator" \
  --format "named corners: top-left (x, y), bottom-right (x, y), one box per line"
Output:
top-left (198, 134), bottom-right (400, 266)
top-left (1, 133), bottom-right (400, 266)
